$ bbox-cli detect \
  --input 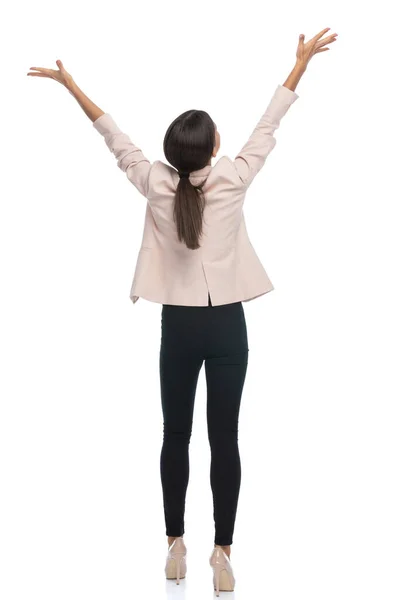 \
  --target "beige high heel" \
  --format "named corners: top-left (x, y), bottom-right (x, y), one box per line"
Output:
top-left (165, 536), bottom-right (187, 584)
top-left (209, 546), bottom-right (235, 596)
